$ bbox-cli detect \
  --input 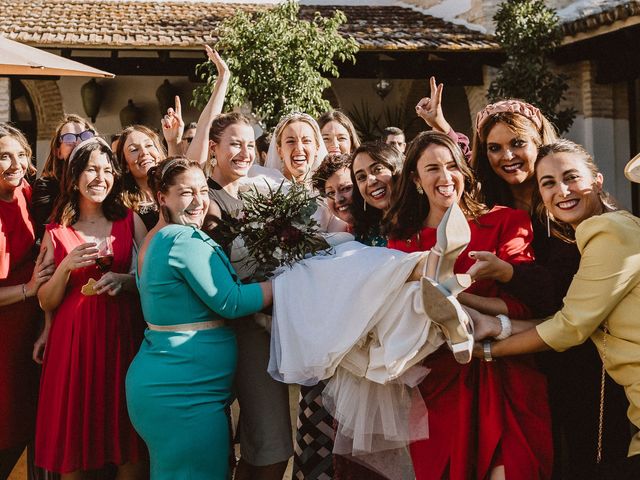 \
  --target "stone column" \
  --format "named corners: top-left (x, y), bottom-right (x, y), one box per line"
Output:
top-left (0, 78), bottom-right (10, 122)
top-left (565, 60), bottom-right (631, 209)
